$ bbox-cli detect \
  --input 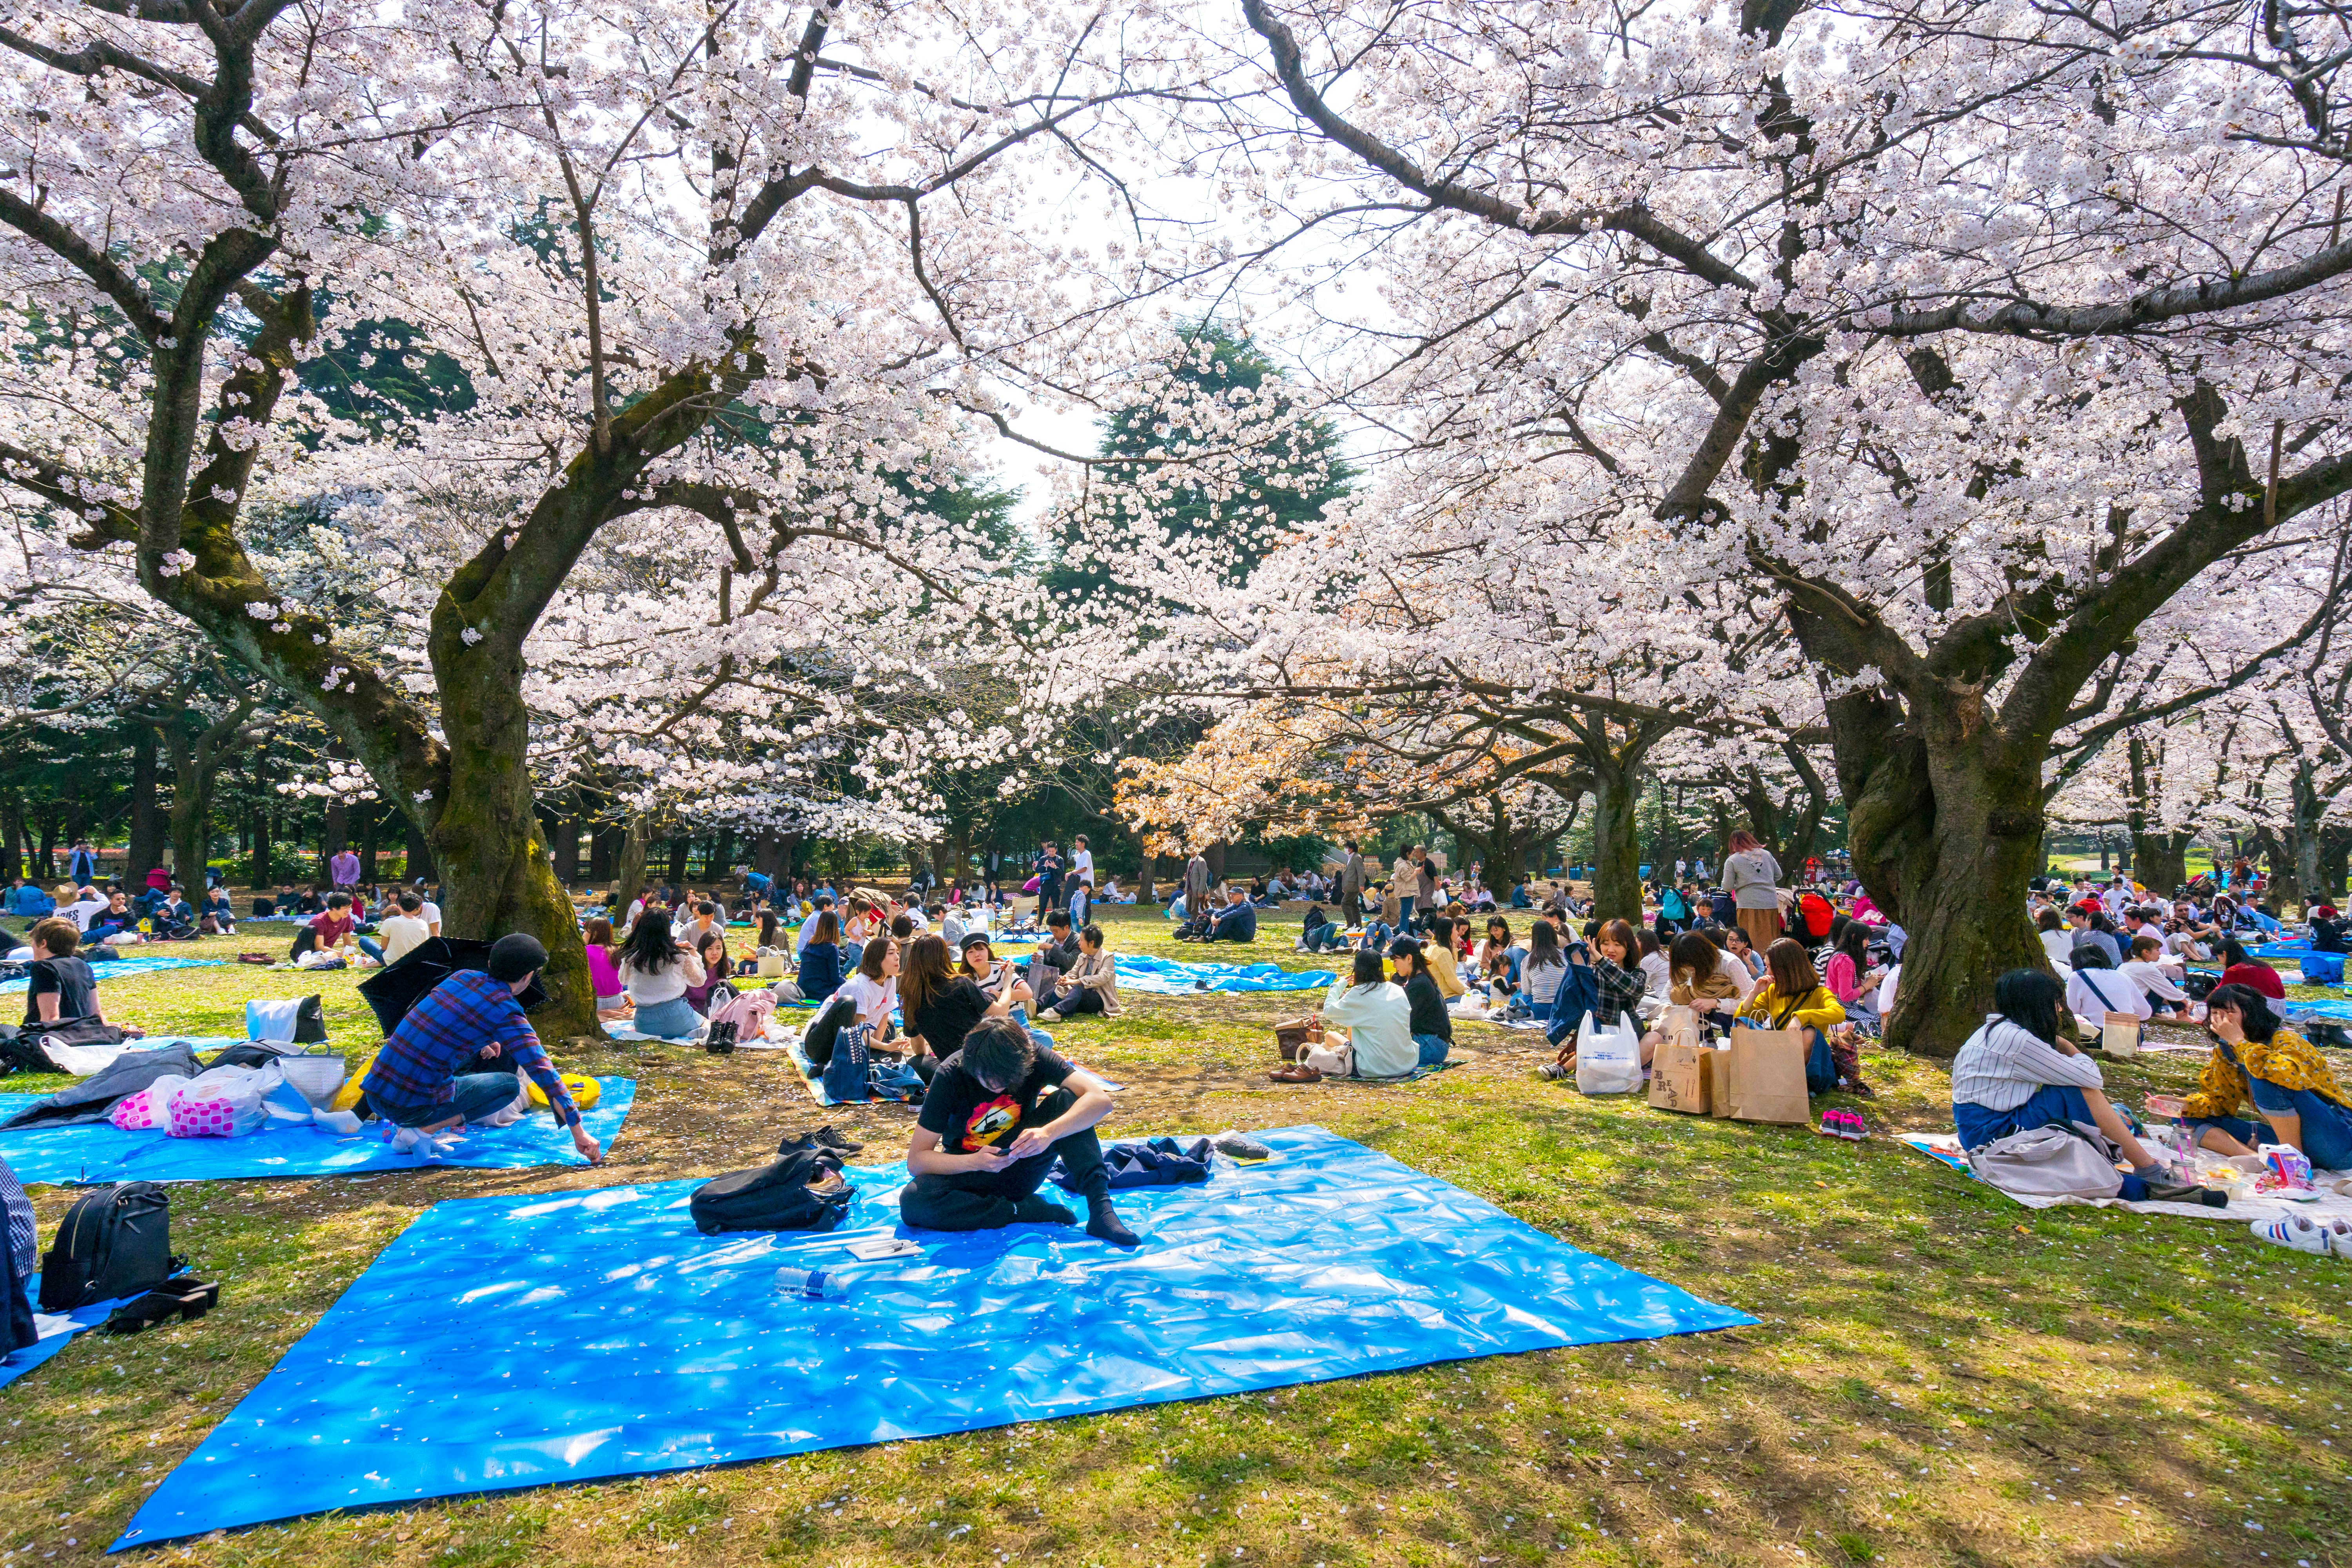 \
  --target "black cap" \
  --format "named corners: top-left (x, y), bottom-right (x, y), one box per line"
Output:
top-left (487, 932), bottom-right (548, 982)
